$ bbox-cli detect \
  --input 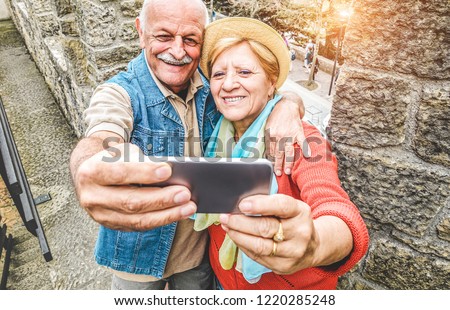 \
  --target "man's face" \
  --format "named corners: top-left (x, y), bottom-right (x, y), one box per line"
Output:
top-left (136, 2), bottom-right (205, 94)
